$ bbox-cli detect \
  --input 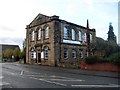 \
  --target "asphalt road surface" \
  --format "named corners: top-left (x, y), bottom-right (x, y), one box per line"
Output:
top-left (1, 62), bottom-right (120, 89)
